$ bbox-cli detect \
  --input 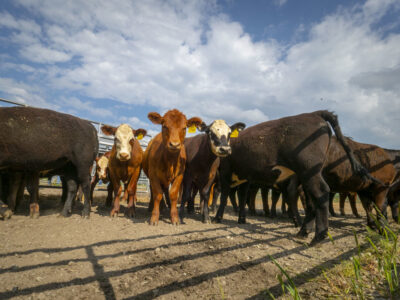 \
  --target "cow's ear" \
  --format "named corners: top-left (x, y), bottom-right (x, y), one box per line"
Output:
top-left (101, 125), bottom-right (117, 136)
top-left (104, 151), bottom-right (111, 158)
top-left (230, 122), bottom-right (246, 132)
top-left (133, 128), bottom-right (147, 140)
top-left (95, 157), bottom-right (100, 162)
top-left (148, 112), bottom-right (163, 125)
top-left (198, 122), bottom-right (209, 132)
top-left (187, 117), bottom-right (203, 129)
